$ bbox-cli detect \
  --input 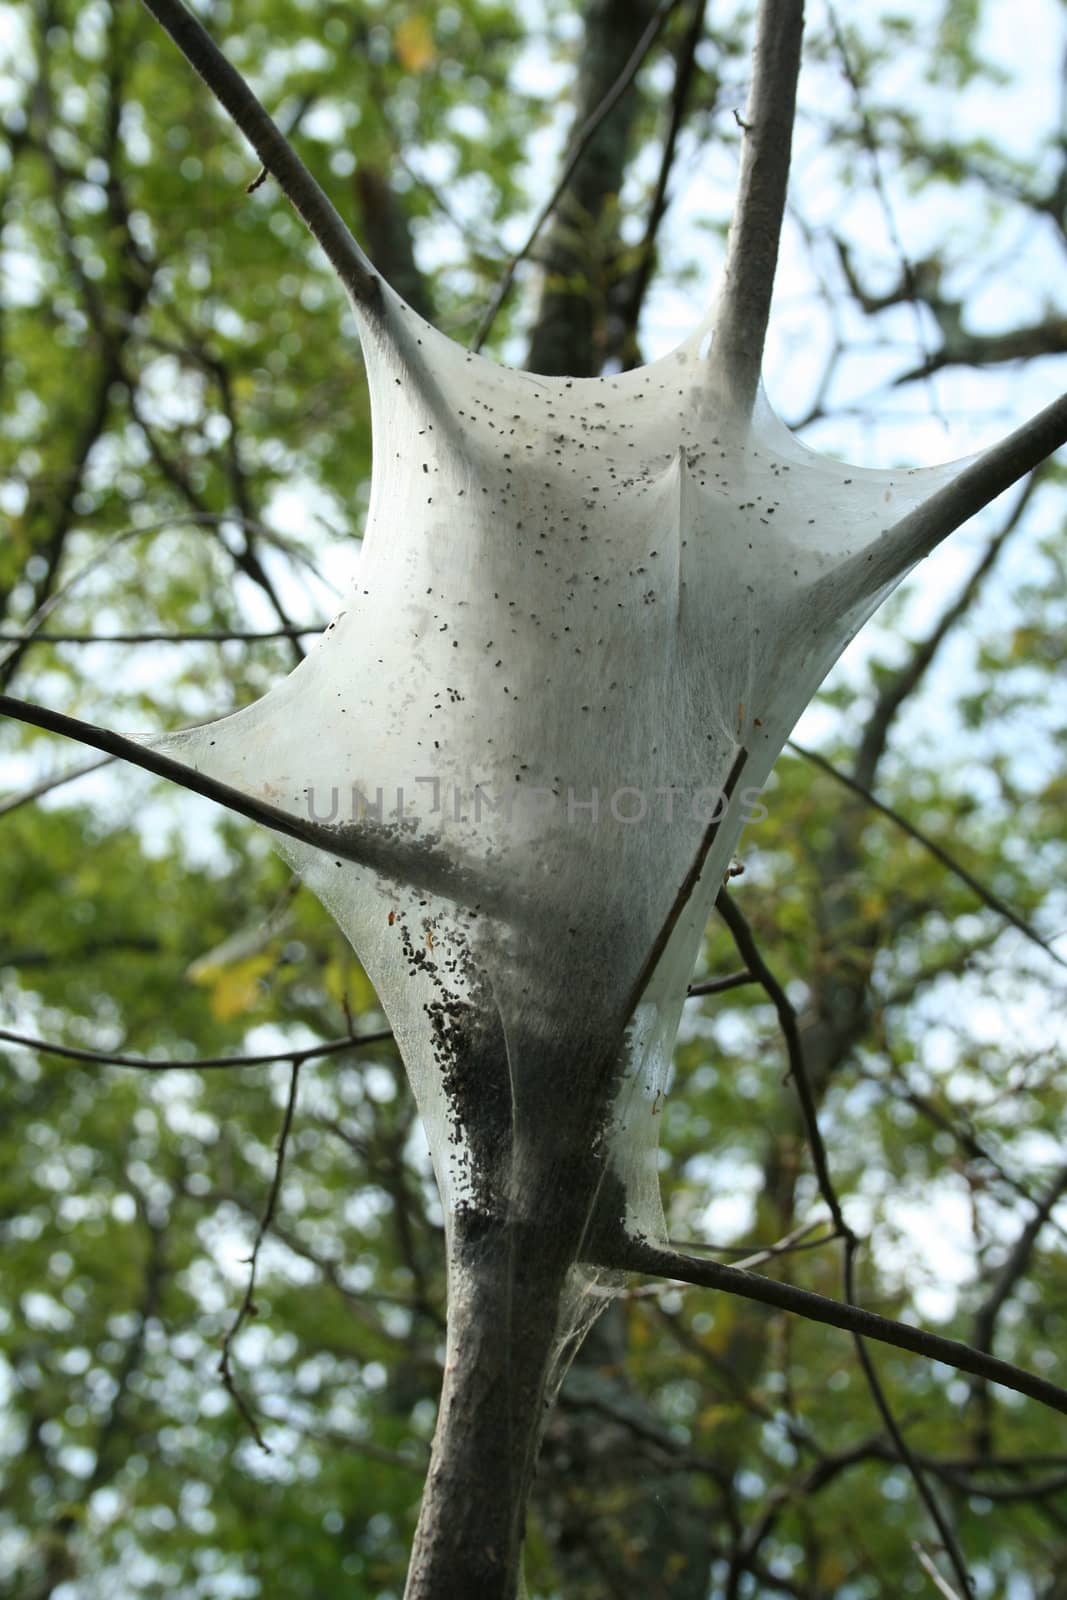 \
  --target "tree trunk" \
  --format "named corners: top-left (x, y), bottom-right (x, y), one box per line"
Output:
top-left (526, 0), bottom-right (658, 376)
top-left (403, 1208), bottom-right (581, 1600)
